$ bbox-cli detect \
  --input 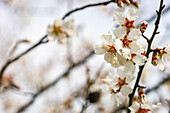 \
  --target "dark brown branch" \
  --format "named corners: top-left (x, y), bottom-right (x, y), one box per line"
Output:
top-left (16, 51), bottom-right (94, 113)
top-left (0, 35), bottom-right (48, 86)
top-left (127, 1), bottom-right (165, 112)
top-left (62, 0), bottom-right (115, 20)
top-left (142, 33), bottom-right (150, 43)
